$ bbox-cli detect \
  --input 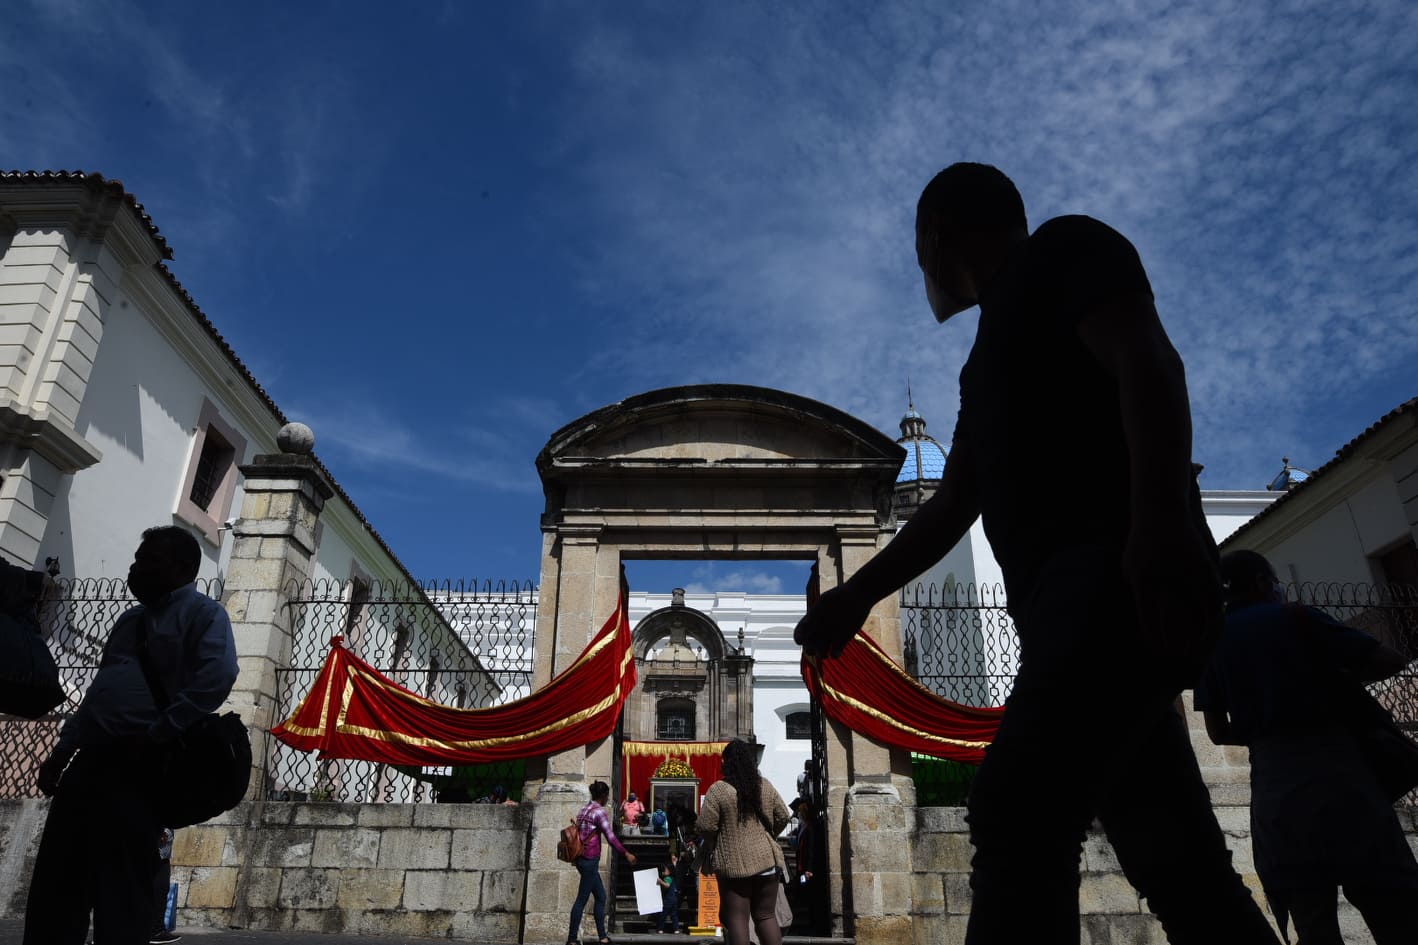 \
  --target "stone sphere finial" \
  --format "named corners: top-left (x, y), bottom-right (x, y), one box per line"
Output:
top-left (277, 422), bottom-right (315, 455)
